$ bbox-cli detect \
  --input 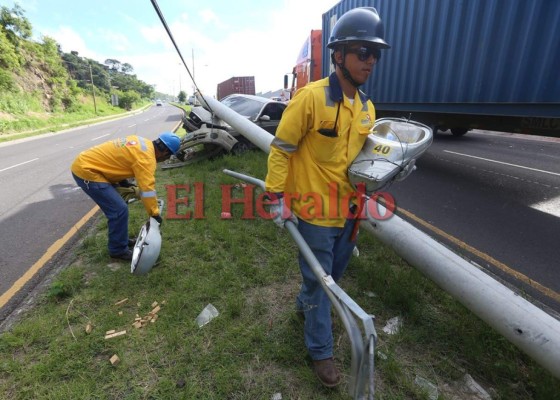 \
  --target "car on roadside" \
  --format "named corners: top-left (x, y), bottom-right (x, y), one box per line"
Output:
top-left (162, 94), bottom-right (287, 169)
top-left (184, 94), bottom-right (286, 136)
